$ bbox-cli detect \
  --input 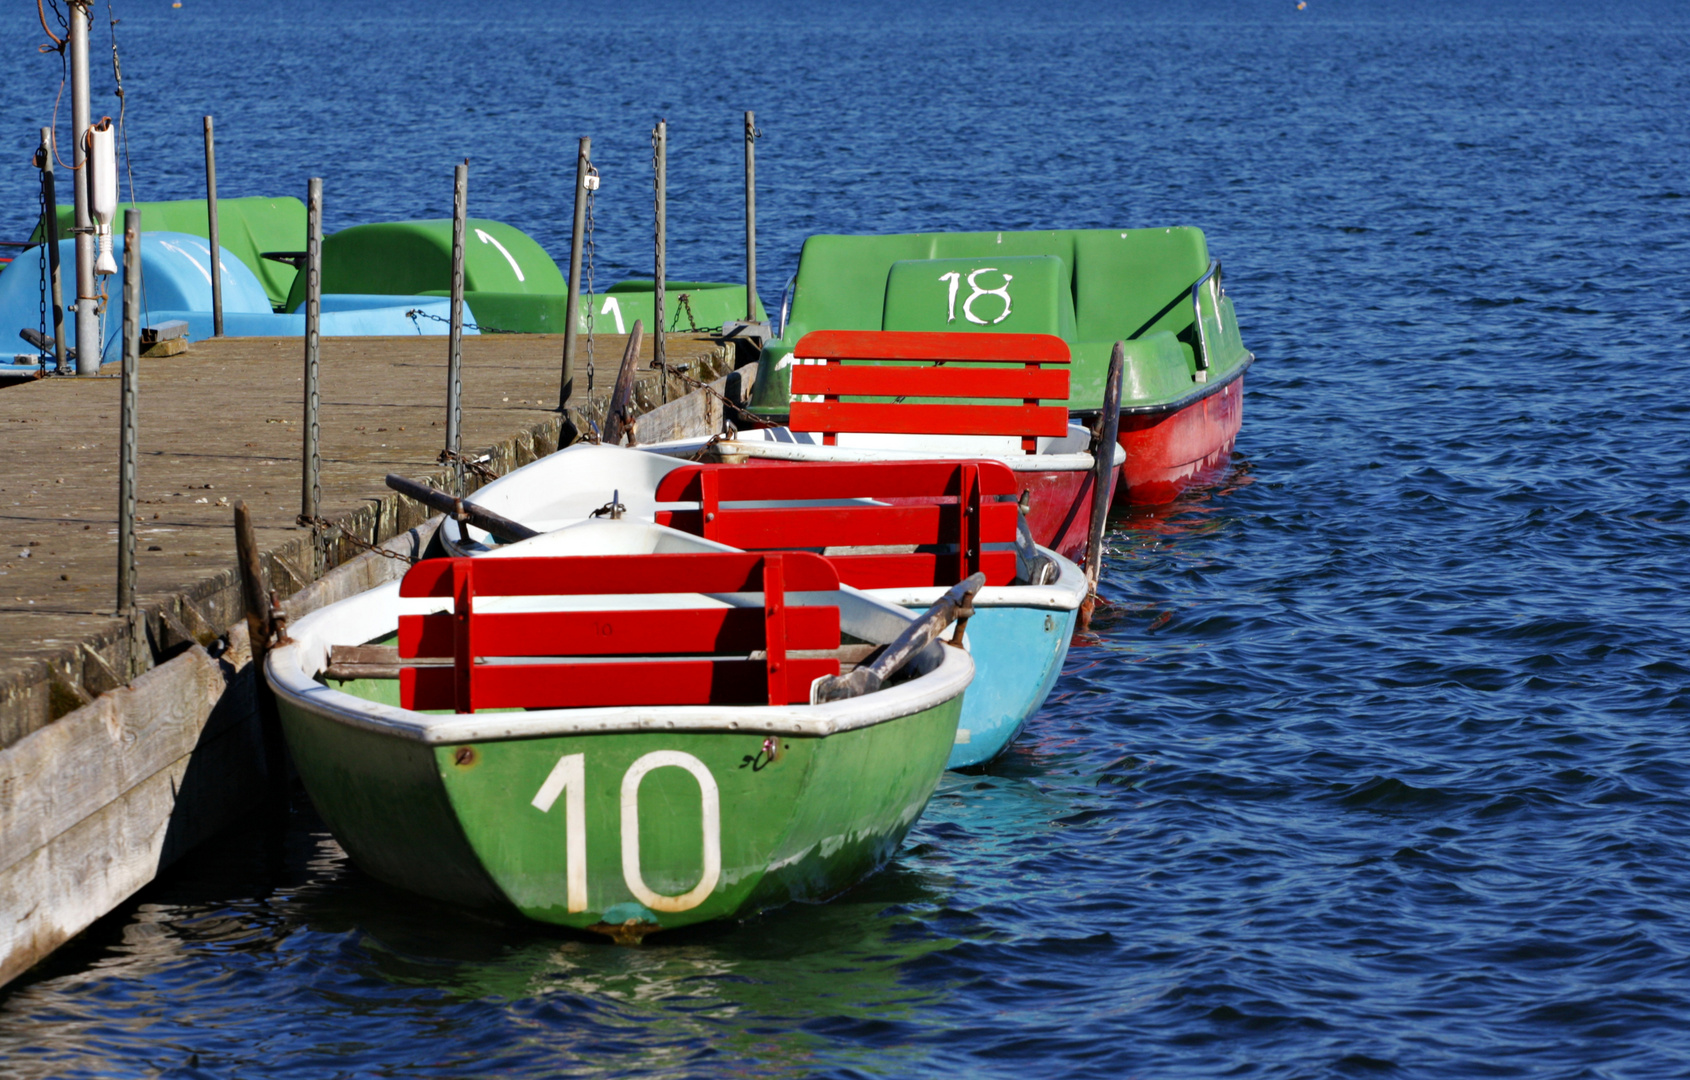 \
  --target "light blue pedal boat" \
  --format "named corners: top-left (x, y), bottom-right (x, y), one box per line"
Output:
top-left (1, 231), bottom-right (470, 377)
top-left (435, 443), bottom-right (1084, 769)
